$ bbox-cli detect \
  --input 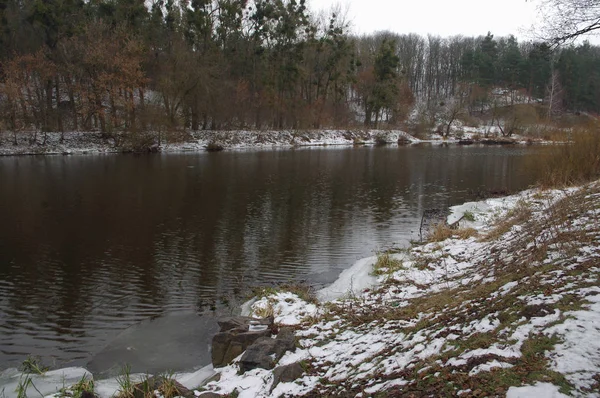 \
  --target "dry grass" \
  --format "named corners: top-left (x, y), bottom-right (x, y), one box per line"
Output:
top-left (427, 224), bottom-right (478, 242)
top-left (301, 182), bottom-right (600, 397)
top-left (427, 223), bottom-right (454, 242)
top-left (483, 199), bottom-right (532, 241)
top-left (252, 282), bottom-right (318, 304)
top-left (372, 252), bottom-right (405, 276)
top-left (253, 301), bottom-right (275, 318)
top-left (539, 128), bottom-right (600, 188)
top-left (454, 227), bottom-right (478, 239)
